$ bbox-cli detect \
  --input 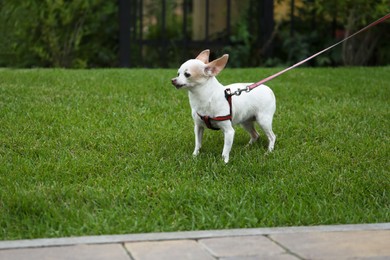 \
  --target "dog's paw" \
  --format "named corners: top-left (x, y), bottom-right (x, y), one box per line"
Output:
top-left (192, 150), bottom-right (200, 157)
top-left (248, 136), bottom-right (259, 146)
top-left (265, 146), bottom-right (275, 156)
top-left (222, 154), bottom-right (229, 164)
top-left (267, 144), bottom-right (275, 153)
